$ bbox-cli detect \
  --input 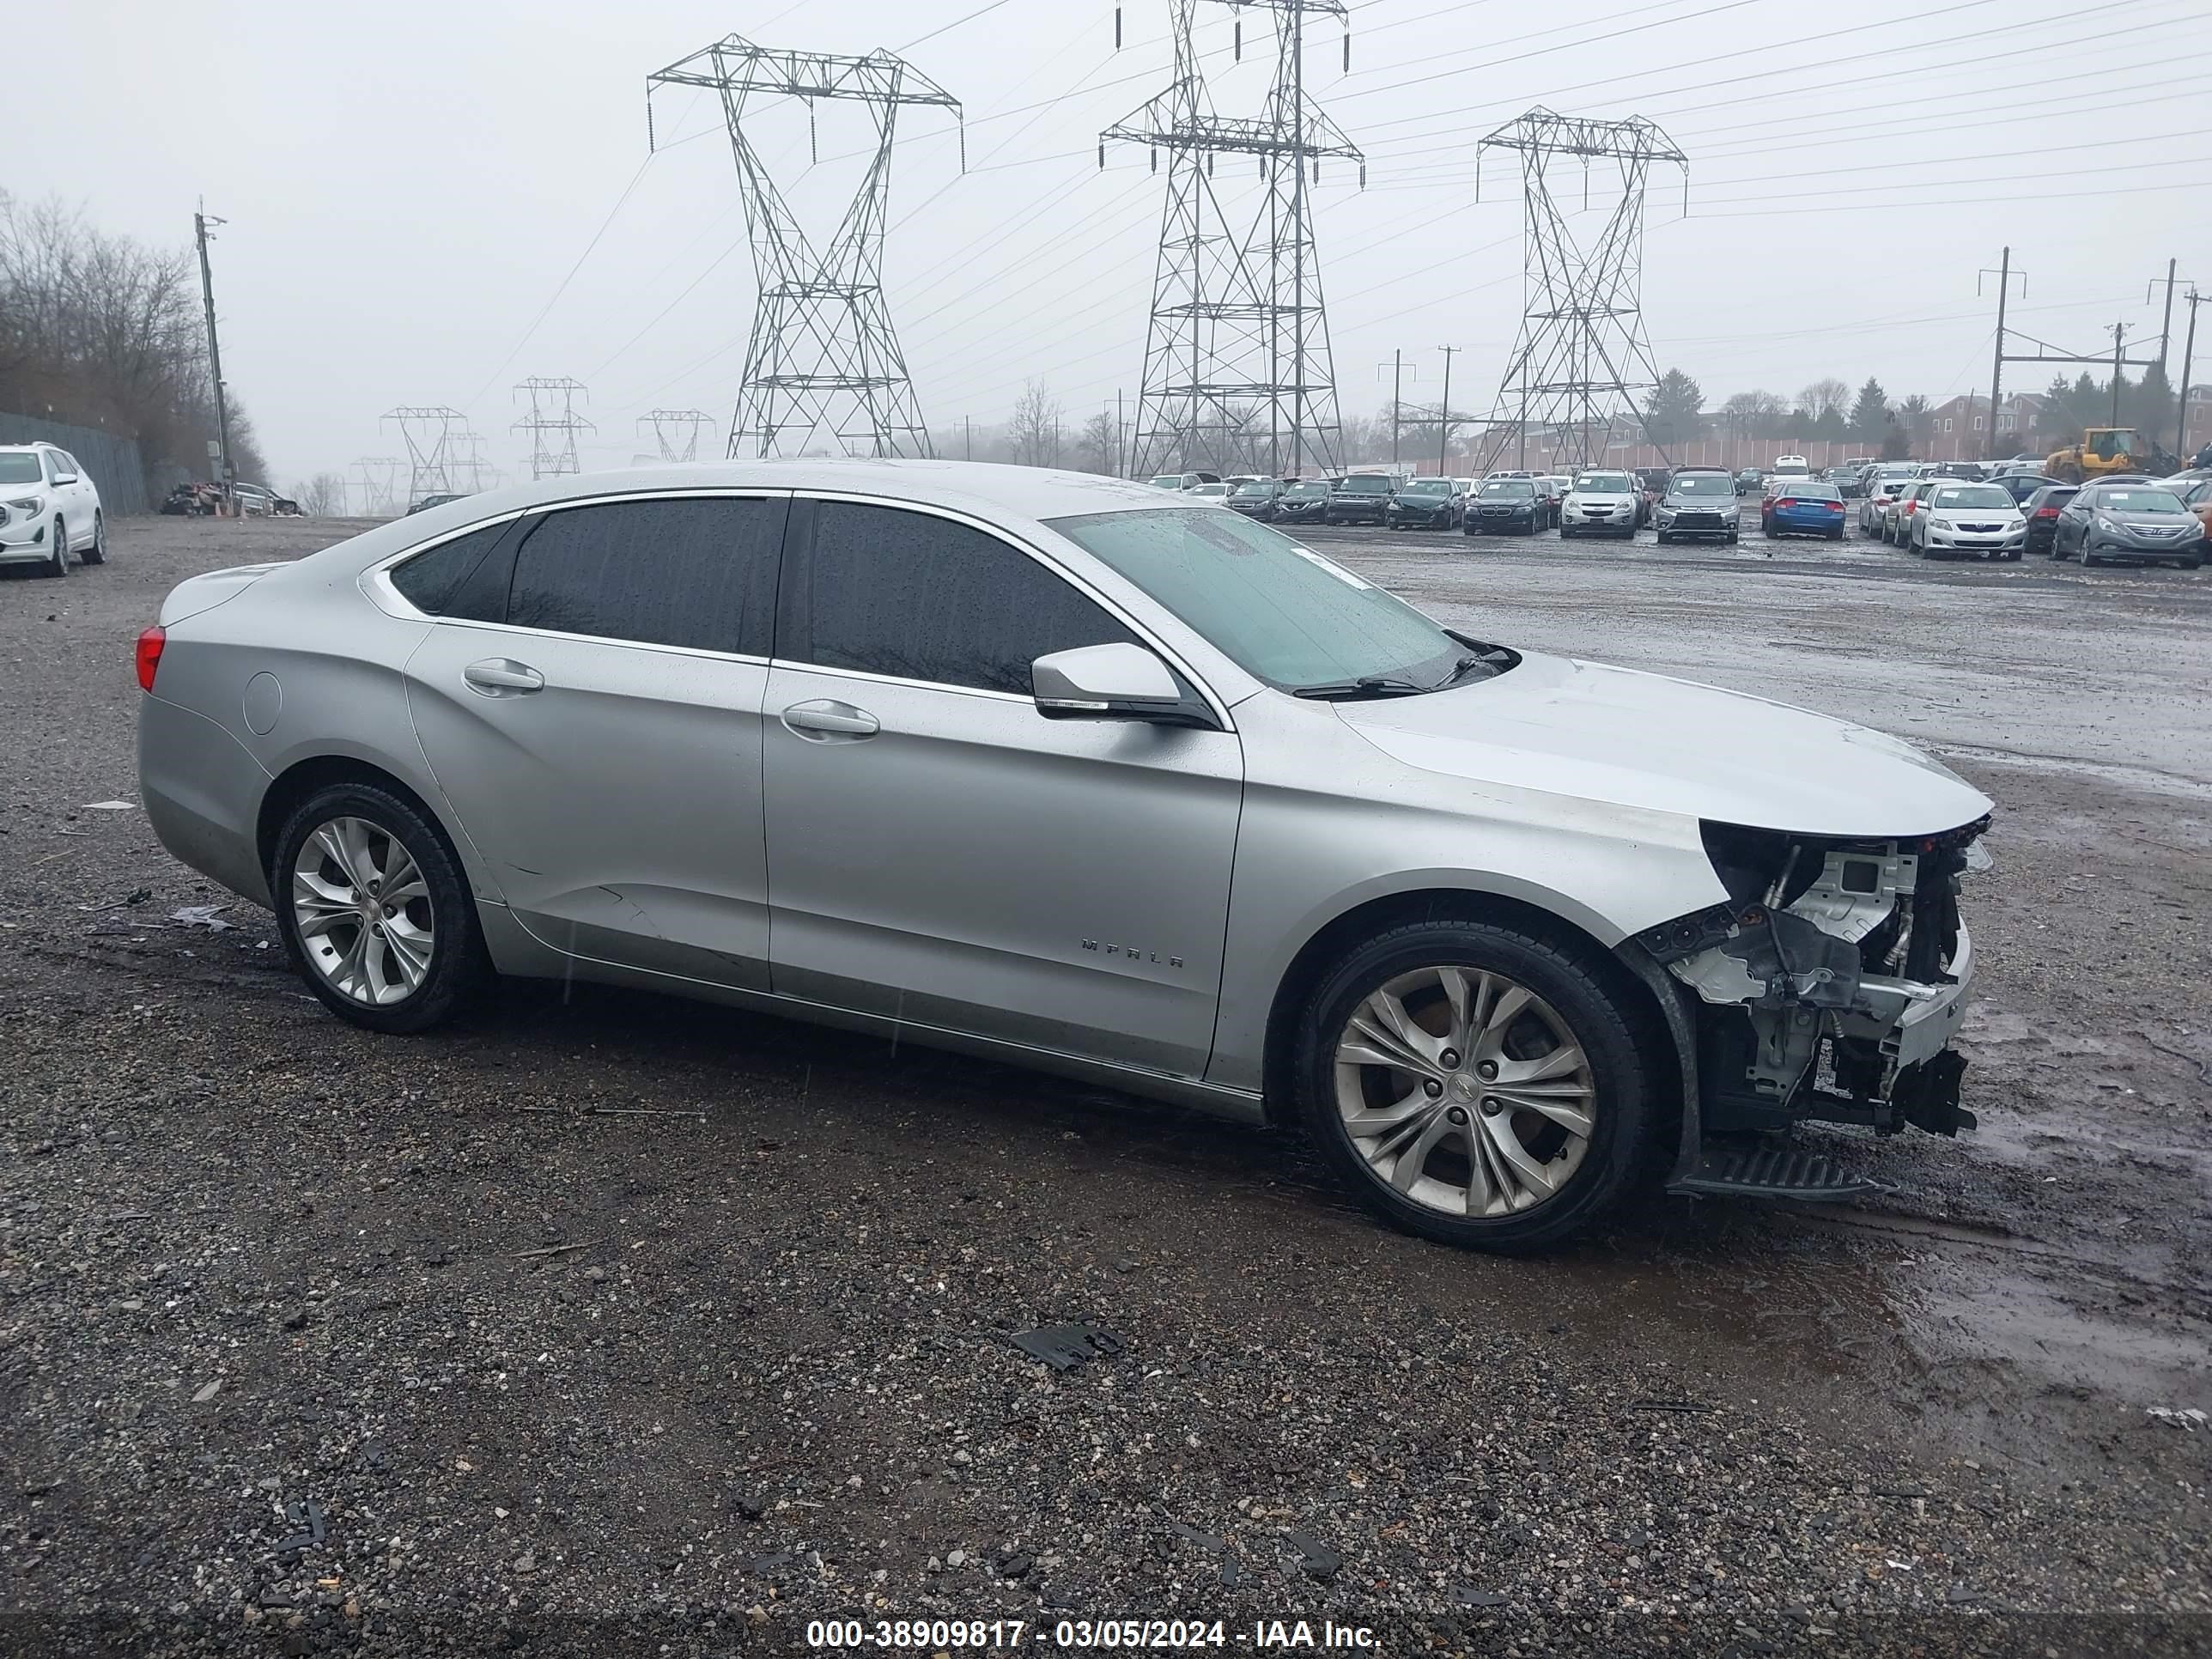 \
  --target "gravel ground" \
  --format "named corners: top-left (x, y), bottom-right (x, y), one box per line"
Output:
top-left (3, 514), bottom-right (2208, 1657)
